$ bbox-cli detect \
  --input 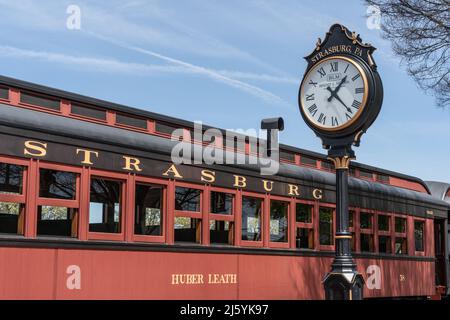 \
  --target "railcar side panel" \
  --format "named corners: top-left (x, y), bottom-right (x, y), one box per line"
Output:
top-left (0, 247), bottom-right (435, 299)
